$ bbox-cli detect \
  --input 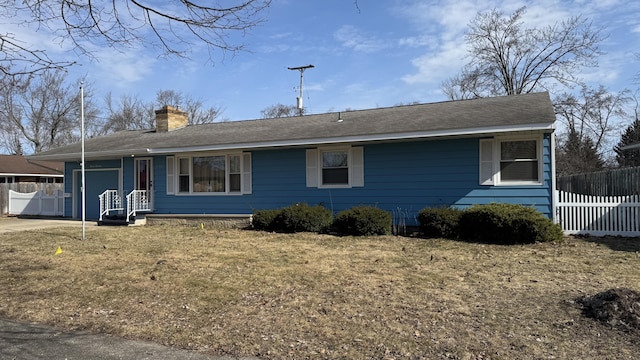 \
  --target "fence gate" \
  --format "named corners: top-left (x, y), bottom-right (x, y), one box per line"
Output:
top-left (555, 190), bottom-right (640, 237)
top-left (8, 189), bottom-right (64, 216)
